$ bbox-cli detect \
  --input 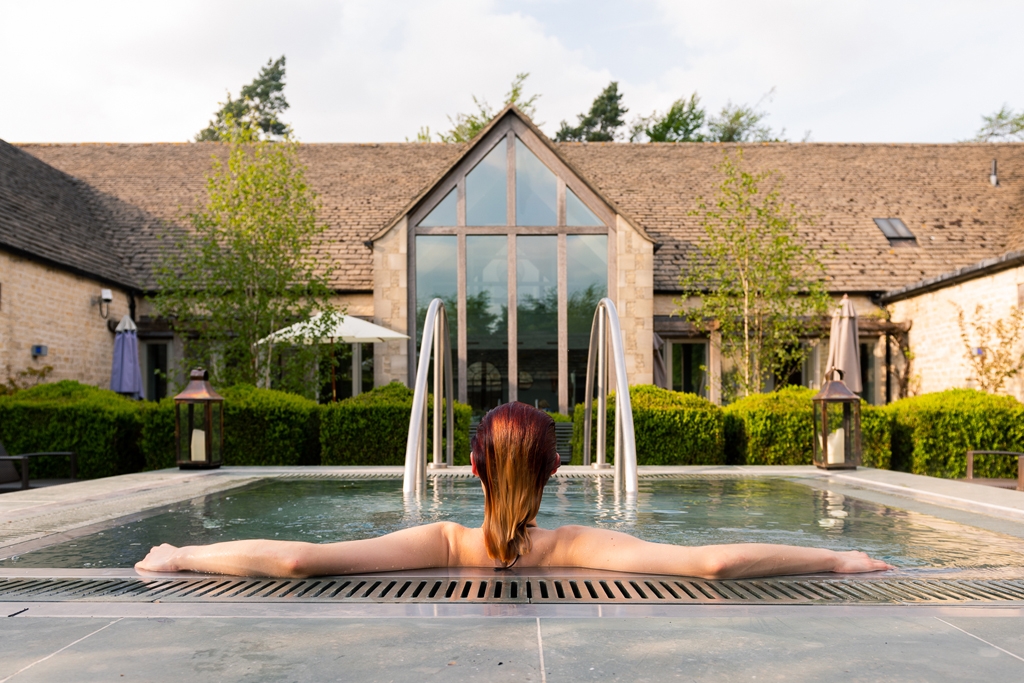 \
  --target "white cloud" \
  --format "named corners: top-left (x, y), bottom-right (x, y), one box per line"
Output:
top-left (1, 0), bottom-right (1022, 142)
